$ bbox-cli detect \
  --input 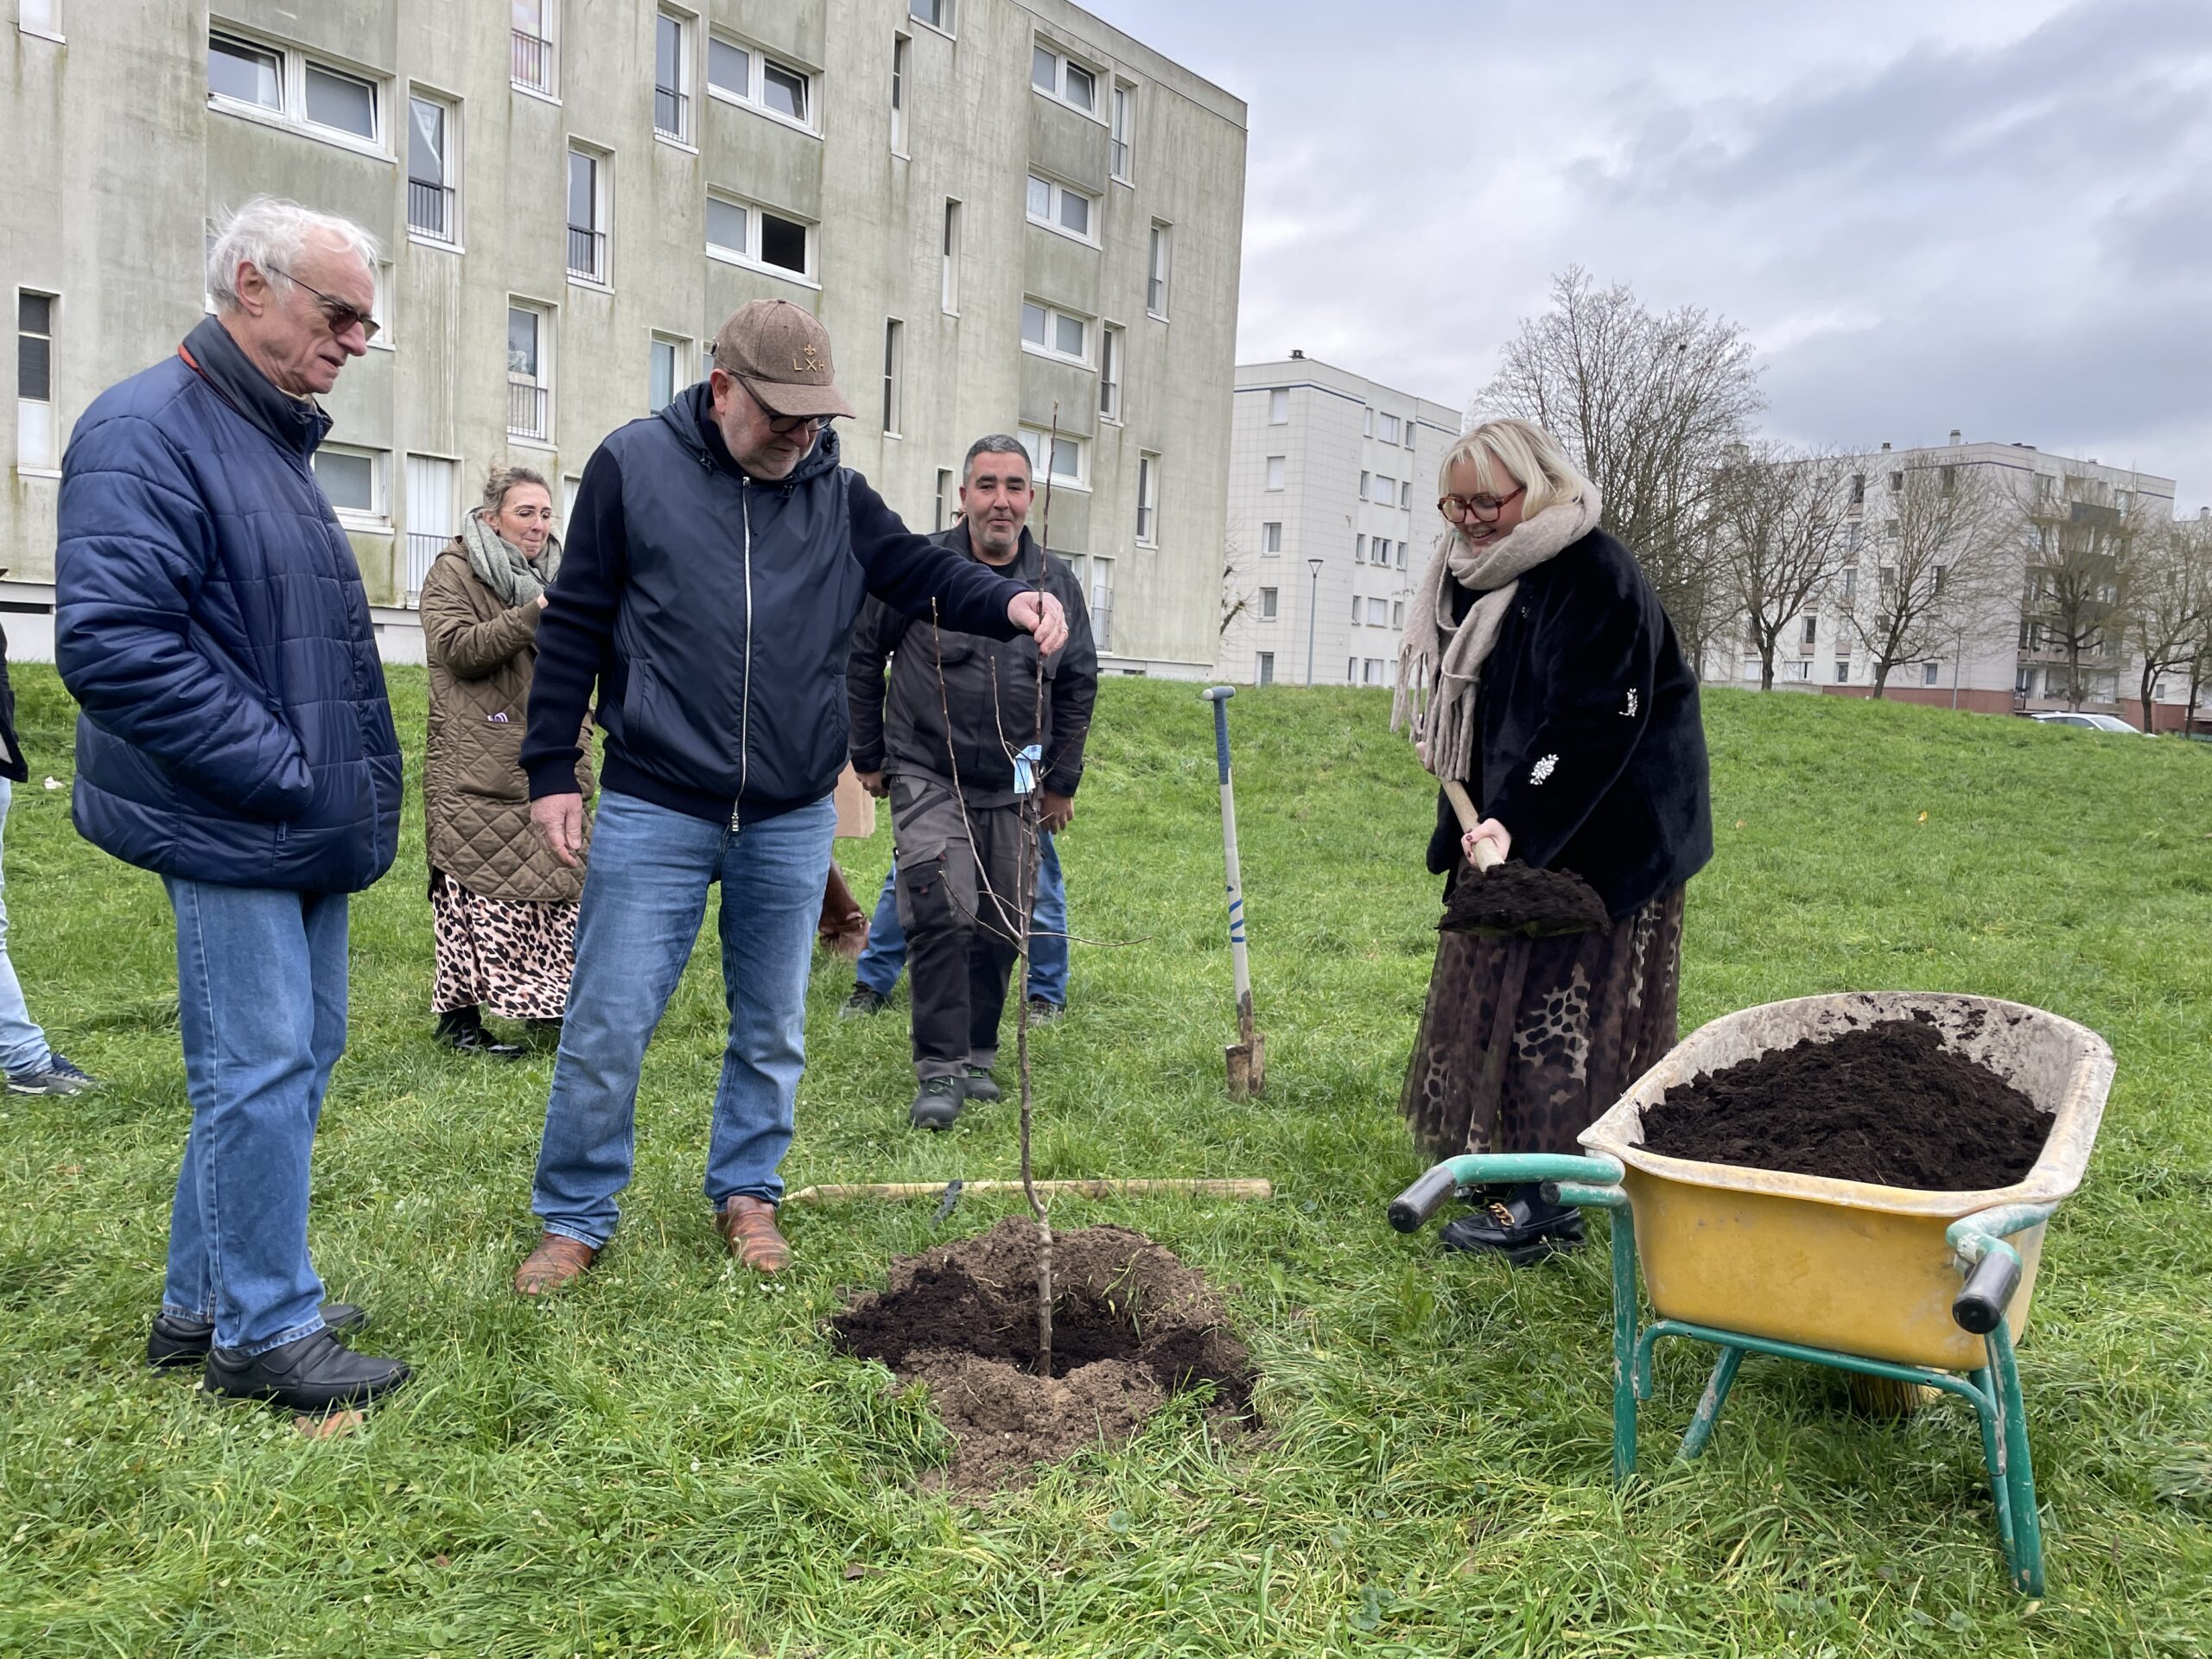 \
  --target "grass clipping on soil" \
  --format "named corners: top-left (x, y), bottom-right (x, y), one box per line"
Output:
top-left (829, 1218), bottom-right (1254, 1491)
top-left (1638, 1019), bottom-right (2053, 1191)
